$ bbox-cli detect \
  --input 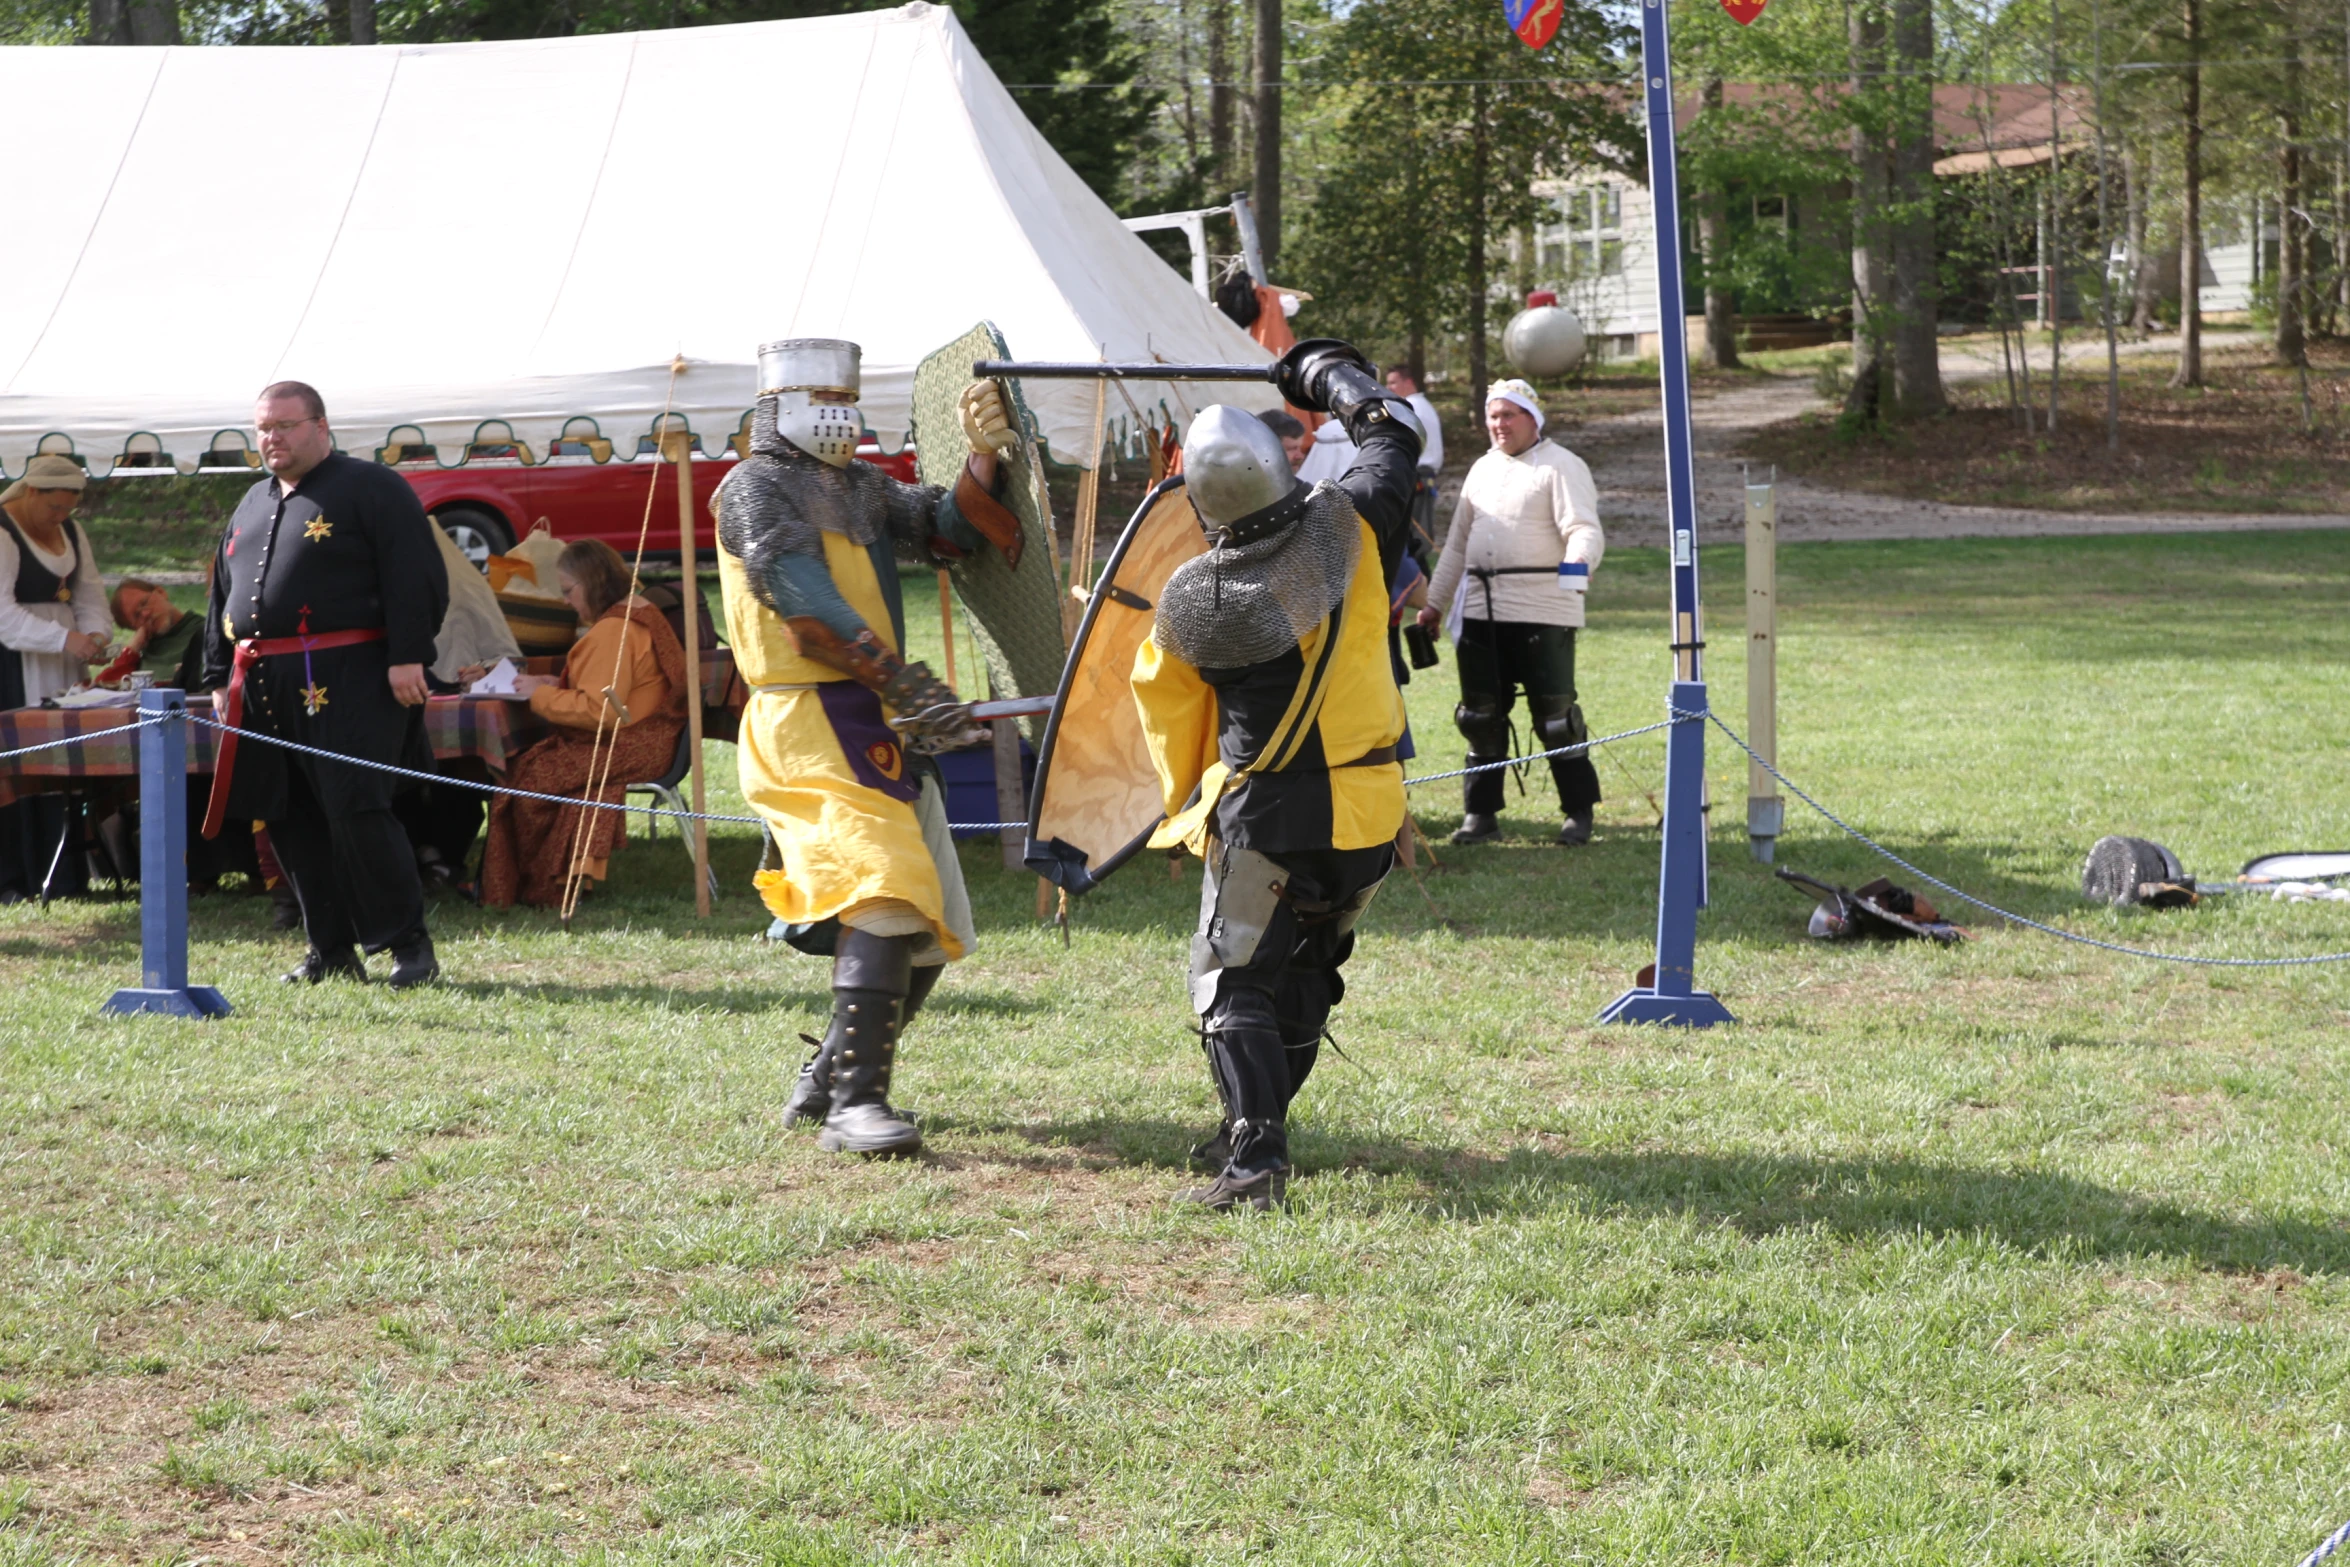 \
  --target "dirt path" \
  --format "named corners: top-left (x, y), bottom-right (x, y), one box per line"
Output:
top-left (1557, 330), bottom-right (2350, 548)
